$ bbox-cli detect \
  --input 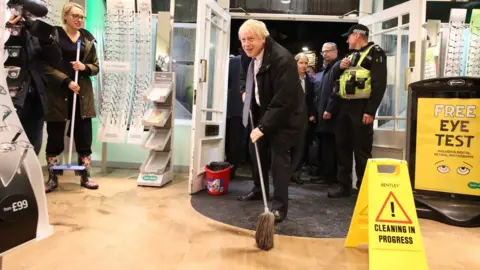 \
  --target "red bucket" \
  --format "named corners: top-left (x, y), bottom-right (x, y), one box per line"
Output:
top-left (205, 164), bottom-right (232, 196)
